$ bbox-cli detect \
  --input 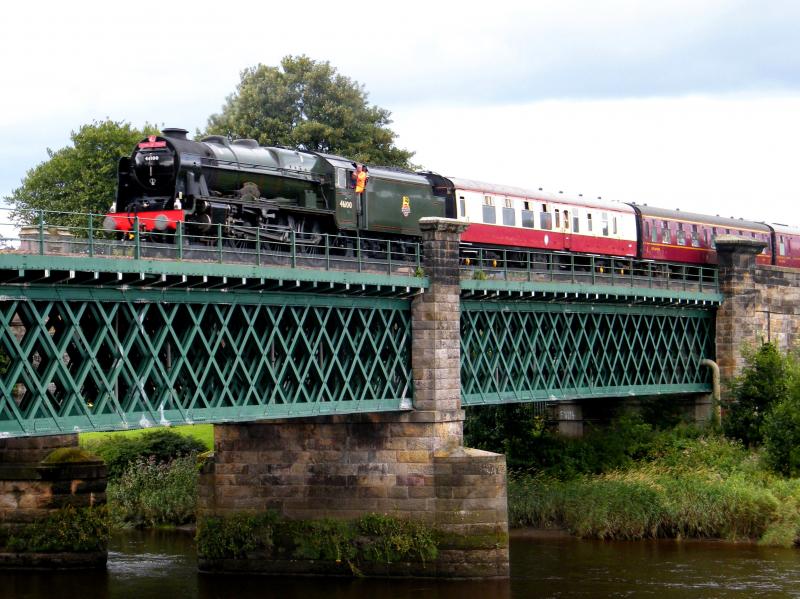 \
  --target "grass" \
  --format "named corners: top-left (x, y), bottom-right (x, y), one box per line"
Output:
top-left (80, 423), bottom-right (213, 451)
top-left (508, 435), bottom-right (800, 546)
